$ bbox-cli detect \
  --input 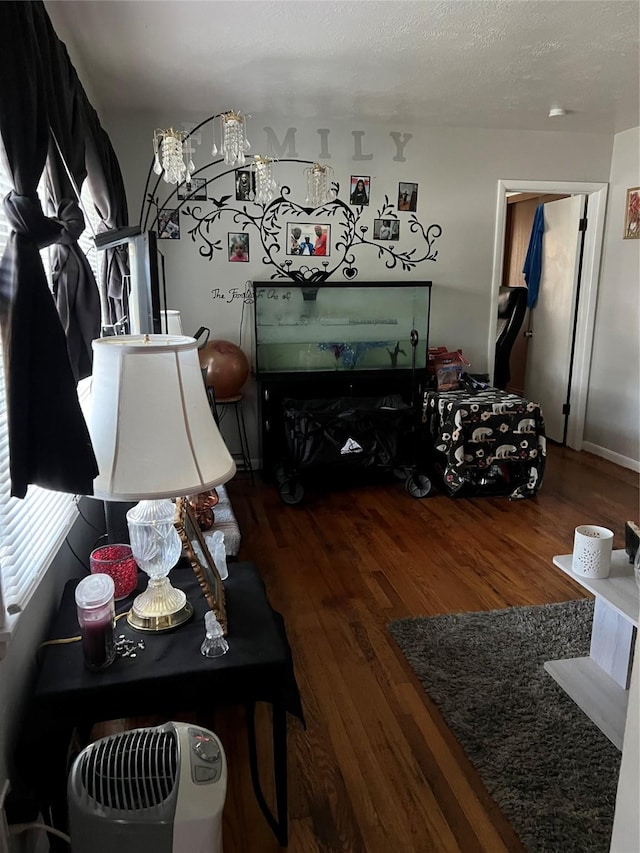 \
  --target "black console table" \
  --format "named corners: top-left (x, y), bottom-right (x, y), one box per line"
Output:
top-left (24, 563), bottom-right (303, 847)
